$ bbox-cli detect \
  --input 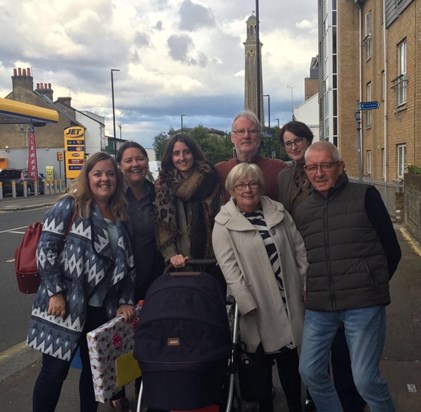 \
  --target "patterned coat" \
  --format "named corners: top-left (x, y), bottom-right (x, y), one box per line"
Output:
top-left (27, 196), bottom-right (135, 361)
